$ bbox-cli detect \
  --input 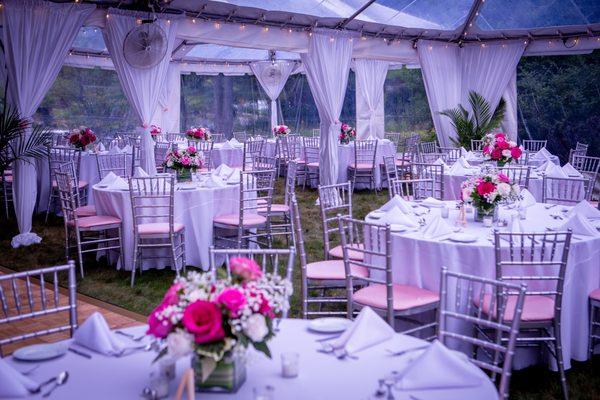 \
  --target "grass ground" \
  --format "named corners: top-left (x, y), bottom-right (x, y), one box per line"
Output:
top-left (0, 180), bottom-right (598, 399)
